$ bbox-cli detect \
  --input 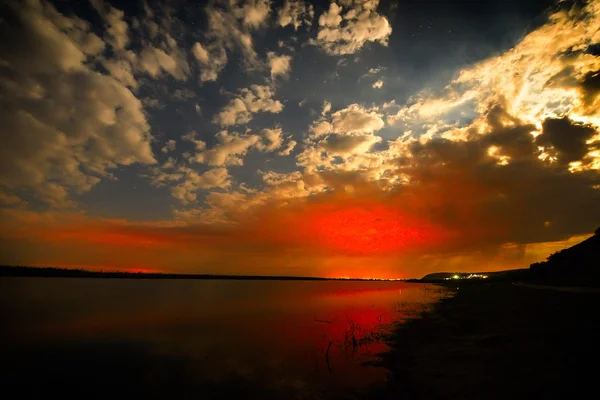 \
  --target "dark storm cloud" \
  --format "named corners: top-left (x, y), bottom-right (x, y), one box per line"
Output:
top-left (579, 70), bottom-right (600, 105)
top-left (394, 106), bottom-right (600, 248)
top-left (538, 118), bottom-right (597, 163)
